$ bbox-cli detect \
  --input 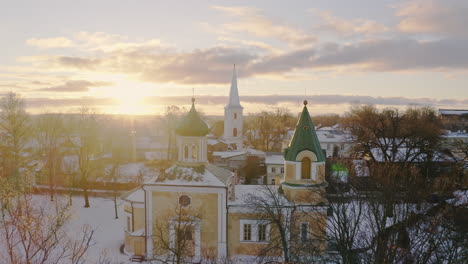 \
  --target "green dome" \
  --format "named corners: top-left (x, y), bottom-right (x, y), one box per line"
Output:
top-left (175, 98), bottom-right (209, 137)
